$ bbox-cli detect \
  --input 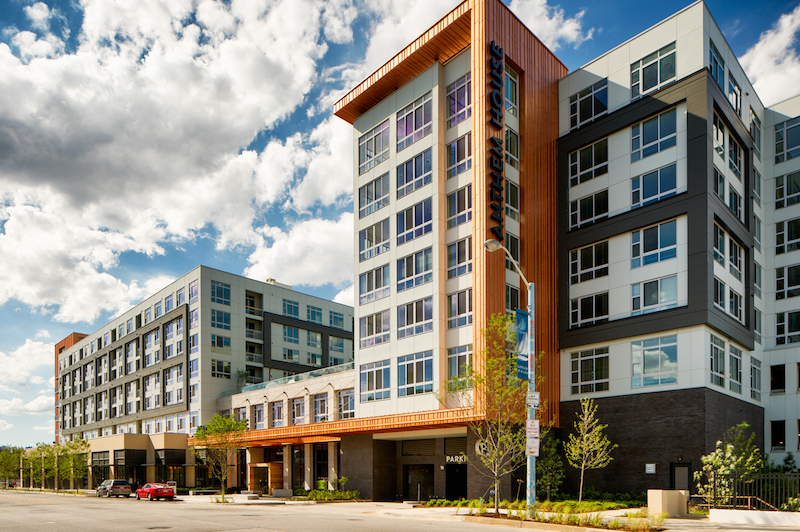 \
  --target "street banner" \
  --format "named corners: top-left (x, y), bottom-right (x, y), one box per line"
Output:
top-left (515, 309), bottom-right (529, 380)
